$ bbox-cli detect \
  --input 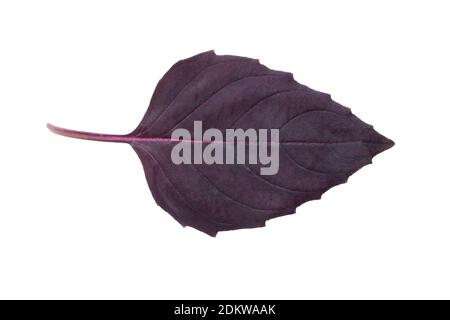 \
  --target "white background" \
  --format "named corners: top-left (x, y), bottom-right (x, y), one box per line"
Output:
top-left (1, 0), bottom-right (449, 299)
